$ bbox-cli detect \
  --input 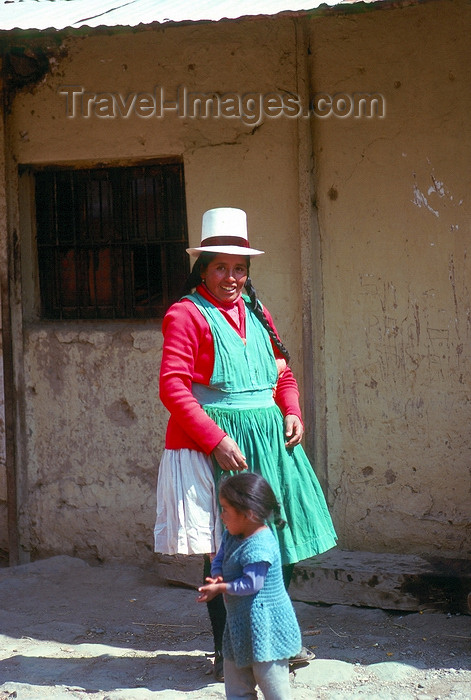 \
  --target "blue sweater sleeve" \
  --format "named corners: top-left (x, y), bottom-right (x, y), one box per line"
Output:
top-left (211, 530), bottom-right (271, 596)
top-left (226, 561), bottom-right (270, 596)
